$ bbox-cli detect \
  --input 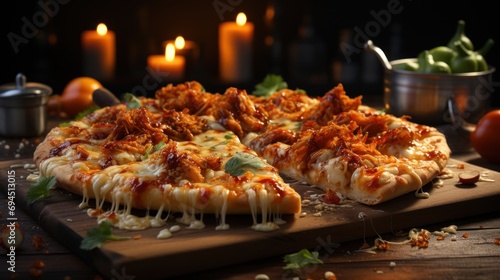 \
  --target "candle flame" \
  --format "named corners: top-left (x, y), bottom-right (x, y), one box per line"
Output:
top-left (236, 13), bottom-right (247, 26)
top-left (96, 23), bottom-right (108, 36)
top-left (175, 36), bottom-right (185, 49)
top-left (165, 43), bottom-right (176, 62)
